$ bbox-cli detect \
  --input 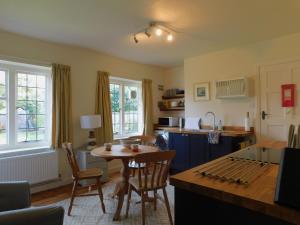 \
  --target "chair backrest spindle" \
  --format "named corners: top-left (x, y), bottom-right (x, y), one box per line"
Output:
top-left (62, 143), bottom-right (80, 178)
